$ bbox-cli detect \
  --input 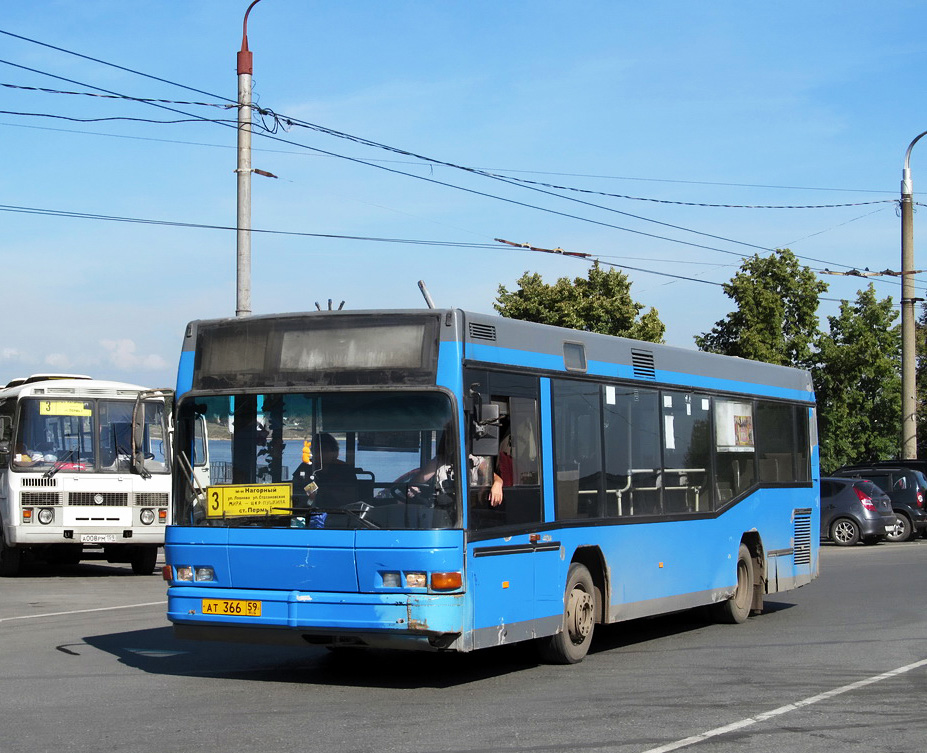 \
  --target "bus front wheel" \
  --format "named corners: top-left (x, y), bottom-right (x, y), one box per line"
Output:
top-left (711, 543), bottom-right (754, 624)
top-left (538, 562), bottom-right (596, 664)
top-left (131, 546), bottom-right (158, 575)
top-left (0, 537), bottom-right (22, 577)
